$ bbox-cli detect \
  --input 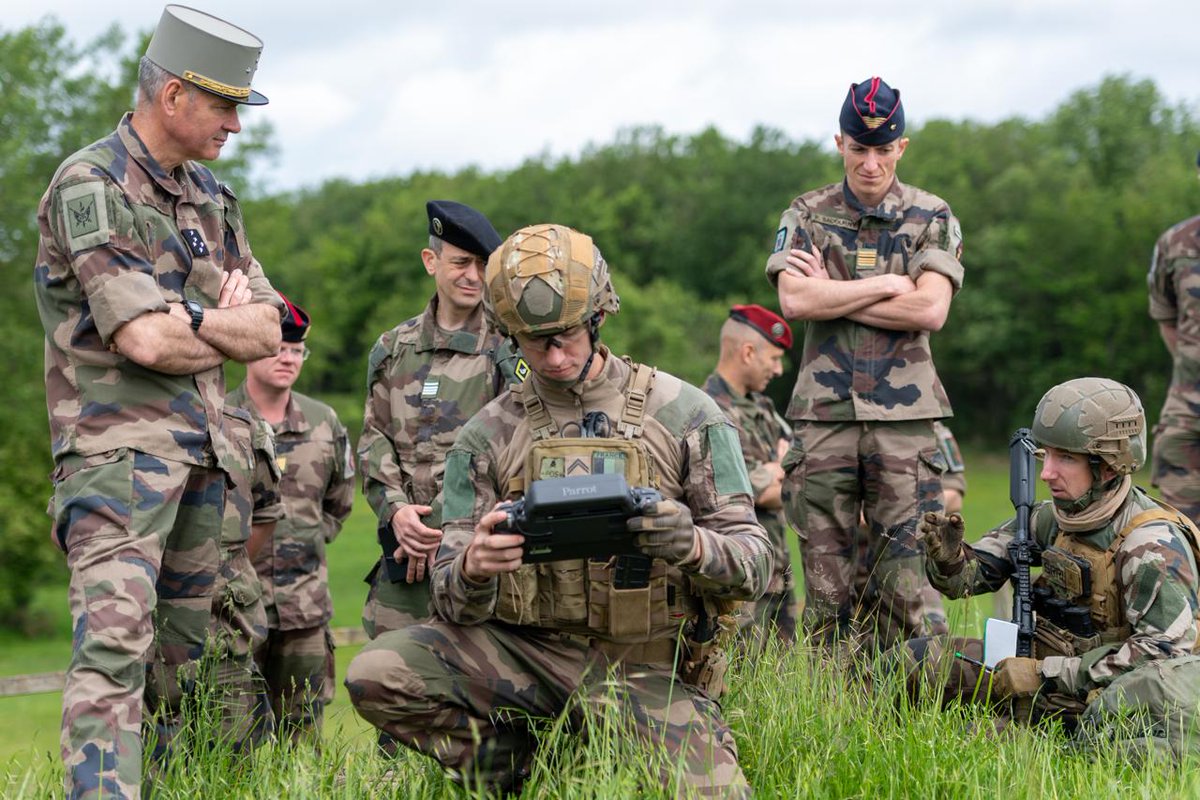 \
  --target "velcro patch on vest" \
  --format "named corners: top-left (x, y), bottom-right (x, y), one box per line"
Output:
top-left (565, 457), bottom-right (590, 476)
top-left (592, 450), bottom-right (628, 475)
top-left (538, 456), bottom-right (565, 479)
top-left (181, 228), bottom-right (210, 257)
top-left (514, 358), bottom-right (530, 382)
